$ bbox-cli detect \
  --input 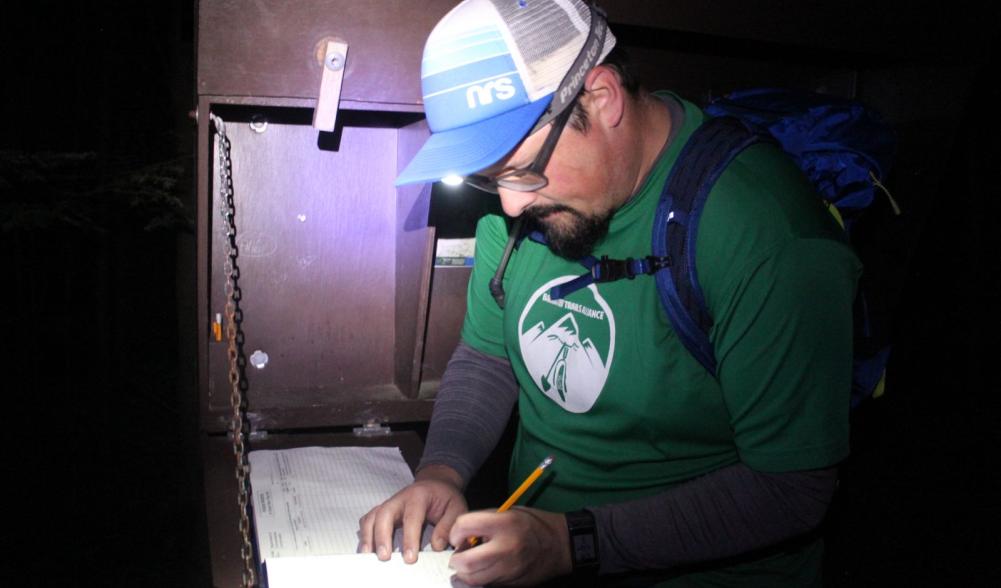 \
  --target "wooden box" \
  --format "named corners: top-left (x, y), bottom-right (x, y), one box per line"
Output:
top-left (194, 1), bottom-right (978, 585)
